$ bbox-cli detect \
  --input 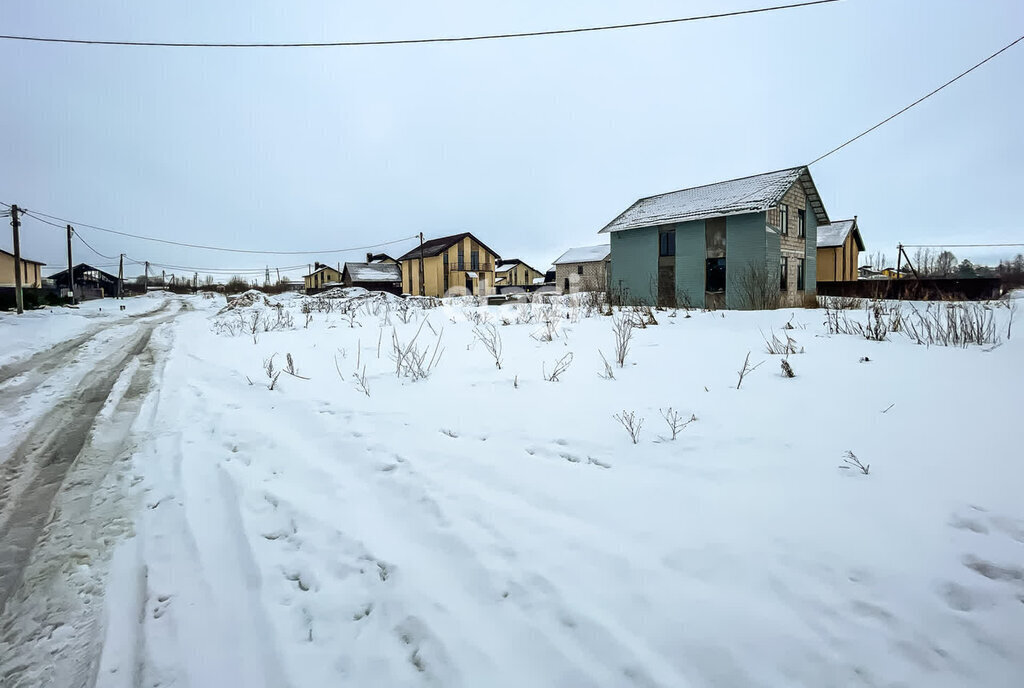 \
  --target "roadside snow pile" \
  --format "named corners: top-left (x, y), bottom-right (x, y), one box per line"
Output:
top-left (218, 289), bottom-right (279, 313)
